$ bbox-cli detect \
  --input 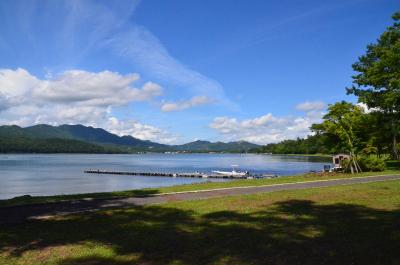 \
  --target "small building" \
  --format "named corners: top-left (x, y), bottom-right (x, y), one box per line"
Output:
top-left (332, 154), bottom-right (350, 170)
